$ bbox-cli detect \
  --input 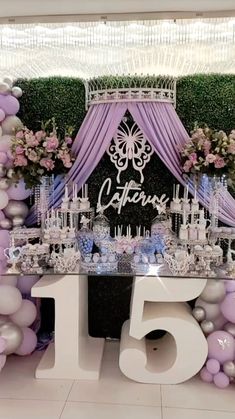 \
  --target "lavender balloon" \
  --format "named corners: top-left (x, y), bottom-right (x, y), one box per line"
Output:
top-left (206, 358), bottom-right (220, 374)
top-left (207, 331), bottom-right (235, 364)
top-left (0, 95), bottom-right (19, 116)
top-left (220, 292), bottom-right (235, 323)
top-left (224, 280), bottom-right (235, 293)
top-left (7, 180), bottom-right (31, 201)
top-left (17, 275), bottom-right (39, 294)
top-left (200, 367), bottom-right (213, 383)
top-left (15, 327), bottom-right (37, 356)
top-left (213, 372), bottom-right (230, 389)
